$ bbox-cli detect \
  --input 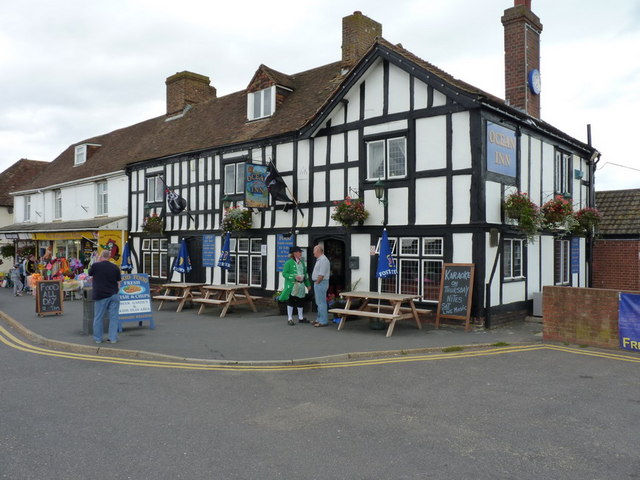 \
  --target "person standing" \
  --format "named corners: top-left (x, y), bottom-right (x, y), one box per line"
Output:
top-left (23, 254), bottom-right (37, 294)
top-left (89, 250), bottom-right (122, 344)
top-left (311, 245), bottom-right (331, 327)
top-left (10, 264), bottom-right (23, 296)
top-left (279, 246), bottom-right (311, 326)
